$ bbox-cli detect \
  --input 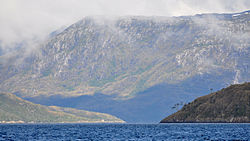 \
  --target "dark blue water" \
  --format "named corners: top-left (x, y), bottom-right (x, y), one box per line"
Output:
top-left (0, 123), bottom-right (249, 140)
